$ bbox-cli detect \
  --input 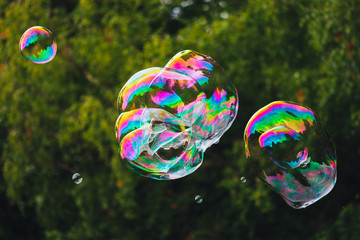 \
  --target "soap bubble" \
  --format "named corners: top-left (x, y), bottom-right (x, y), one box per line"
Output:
top-left (240, 176), bottom-right (247, 183)
top-left (72, 173), bottom-right (83, 184)
top-left (194, 195), bottom-right (203, 204)
top-left (115, 50), bottom-right (238, 180)
top-left (244, 101), bottom-right (337, 209)
top-left (19, 26), bottom-right (57, 64)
